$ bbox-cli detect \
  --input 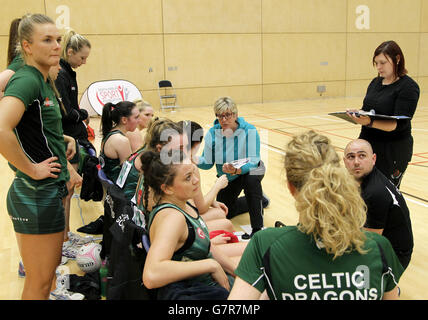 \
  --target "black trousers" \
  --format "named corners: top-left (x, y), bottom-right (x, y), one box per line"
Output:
top-left (368, 136), bottom-right (413, 188)
top-left (397, 250), bottom-right (412, 271)
top-left (216, 161), bottom-right (265, 230)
